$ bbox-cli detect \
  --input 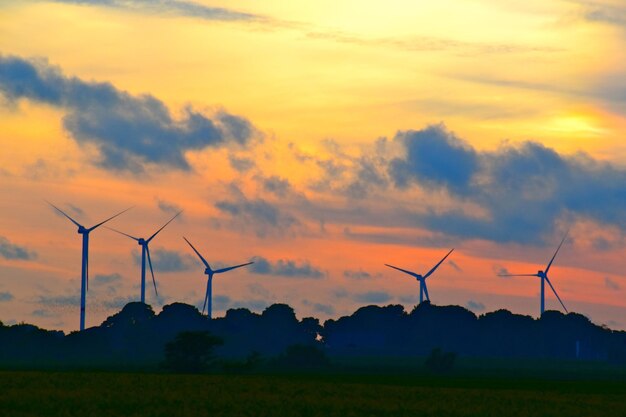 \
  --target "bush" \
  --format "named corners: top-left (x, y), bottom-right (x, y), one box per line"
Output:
top-left (163, 331), bottom-right (223, 373)
top-left (424, 347), bottom-right (456, 373)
